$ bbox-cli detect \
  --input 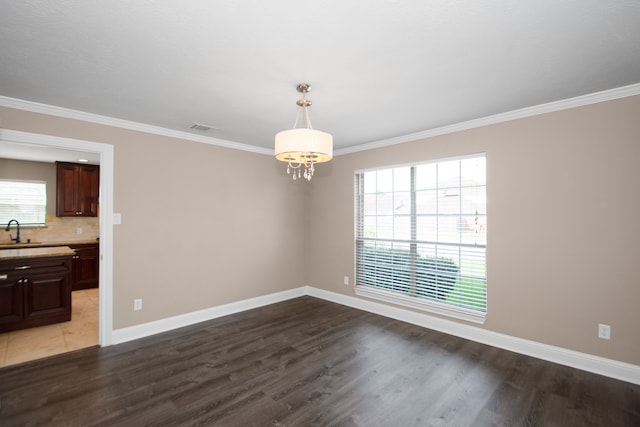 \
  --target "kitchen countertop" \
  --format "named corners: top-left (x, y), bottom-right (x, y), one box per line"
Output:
top-left (0, 239), bottom-right (99, 249)
top-left (0, 246), bottom-right (75, 261)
